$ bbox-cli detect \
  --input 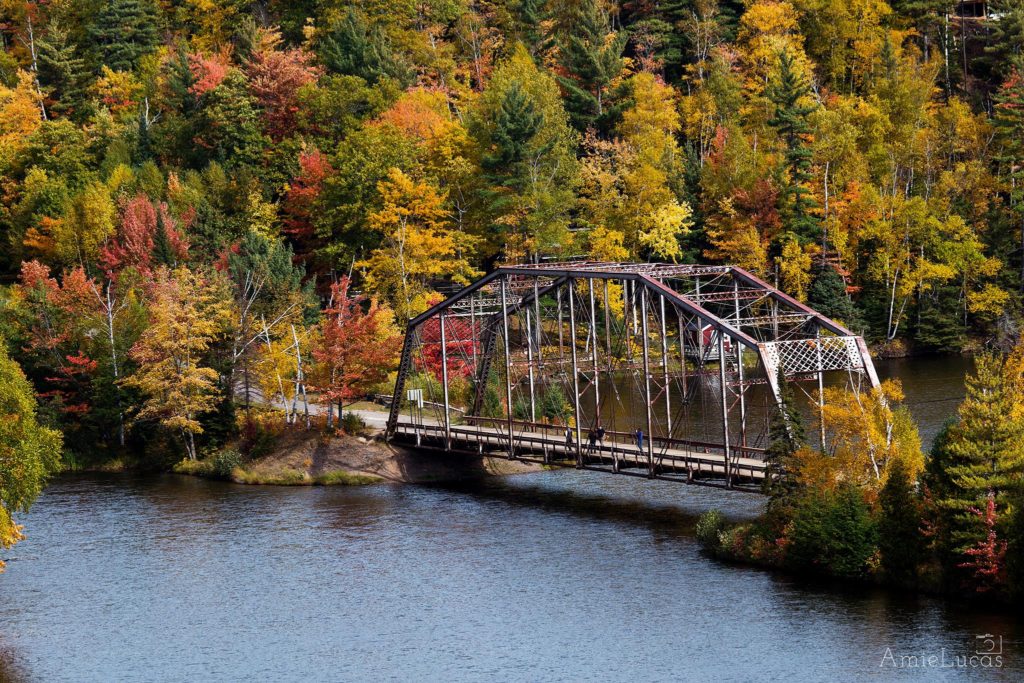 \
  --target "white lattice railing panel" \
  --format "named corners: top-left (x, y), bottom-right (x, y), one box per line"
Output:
top-left (760, 336), bottom-right (865, 378)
